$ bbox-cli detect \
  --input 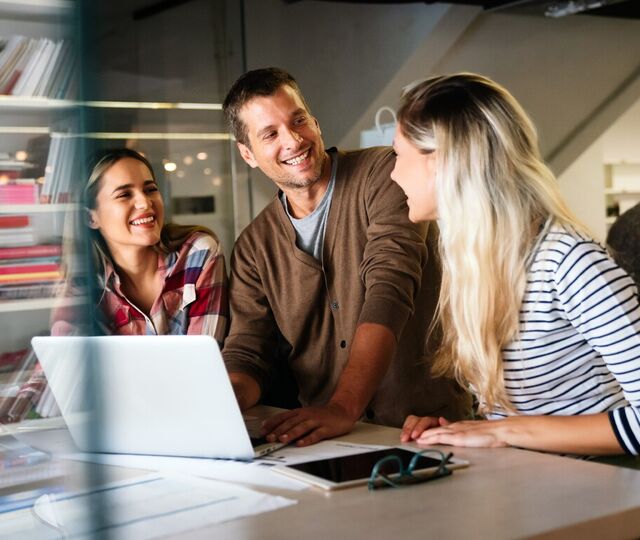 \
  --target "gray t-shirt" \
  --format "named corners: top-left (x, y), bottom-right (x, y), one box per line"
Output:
top-left (281, 150), bottom-right (337, 261)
